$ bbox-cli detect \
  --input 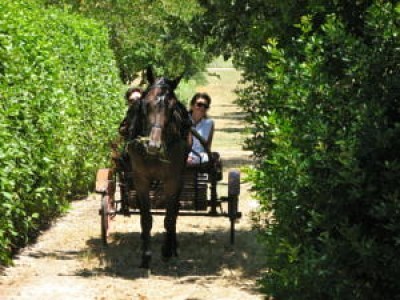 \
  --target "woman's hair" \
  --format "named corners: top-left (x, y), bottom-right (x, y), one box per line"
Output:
top-left (189, 92), bottom-right (212, 117)
top-left (190, 92), bottom-right (212, 107)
